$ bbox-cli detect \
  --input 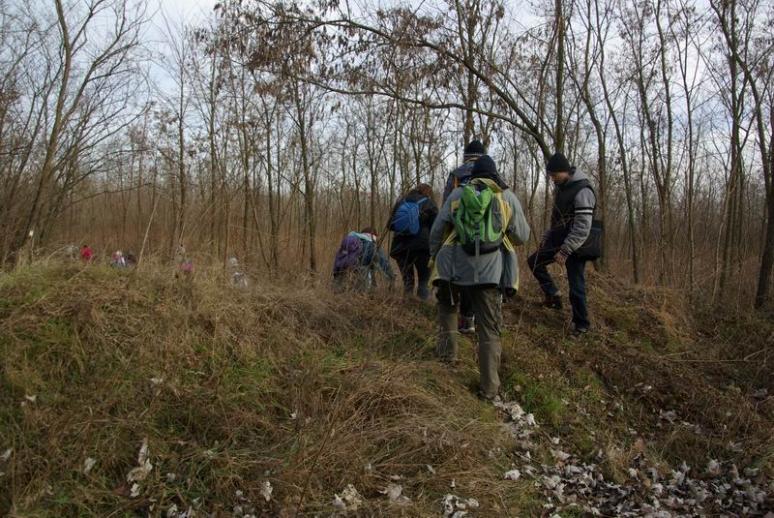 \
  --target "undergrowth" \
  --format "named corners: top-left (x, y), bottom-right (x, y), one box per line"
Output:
top-left (0, 261), bottom-right (771, 515)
